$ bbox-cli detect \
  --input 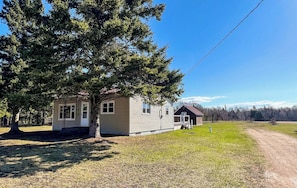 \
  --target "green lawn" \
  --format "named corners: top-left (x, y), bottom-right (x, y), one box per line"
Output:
top-left (0, 125), bottom-right (52, 134)
top-left (245, 121), bottom-right (297, 139)
top-left (0, 122), bottom-right (266, 187)
top-left (264, 122), bottom-right (297, 138)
